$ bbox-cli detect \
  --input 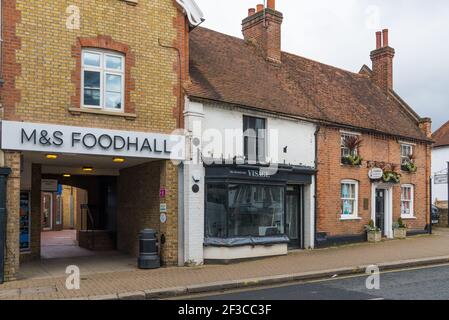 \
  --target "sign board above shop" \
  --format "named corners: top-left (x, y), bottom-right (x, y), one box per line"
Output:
top-left (0, 121), bottom-right (185, 161)
top-left (434, 174), bottom-right (448, 185)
